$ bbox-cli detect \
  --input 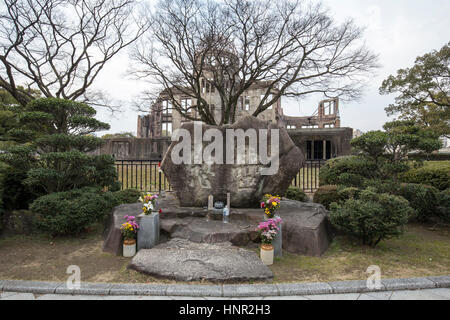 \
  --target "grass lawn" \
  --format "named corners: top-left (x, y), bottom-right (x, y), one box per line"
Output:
top-left (0, 223), bottom-right (448, 284)
top-left (421, 160), bottom-right (450, 170)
